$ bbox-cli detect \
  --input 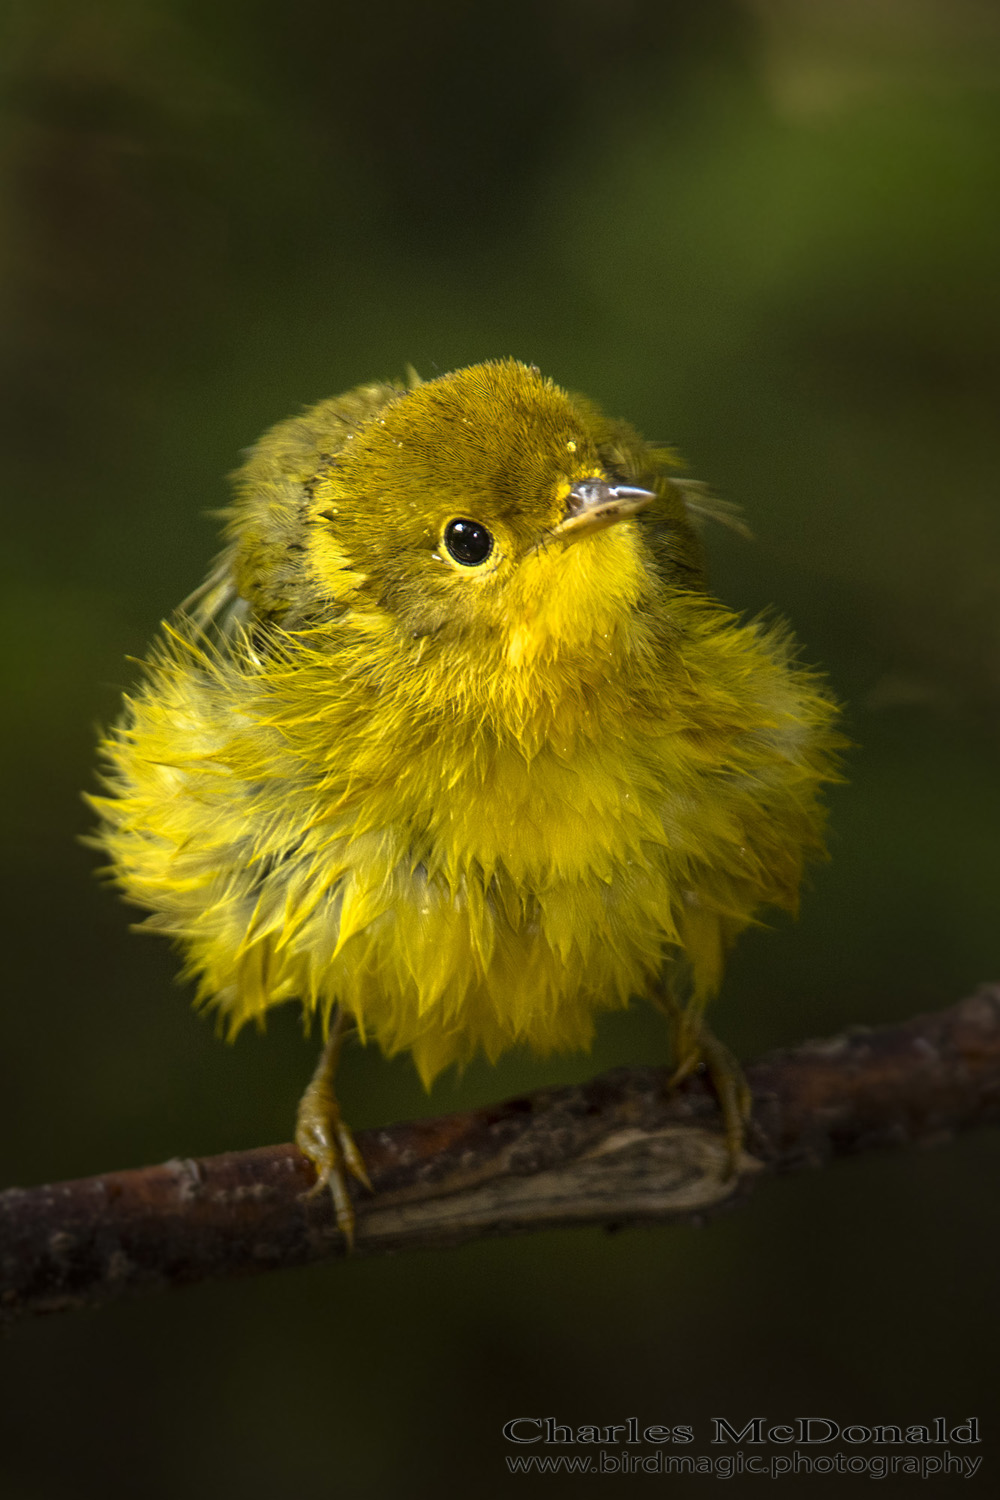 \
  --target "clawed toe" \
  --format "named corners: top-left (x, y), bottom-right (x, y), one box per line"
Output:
top-left (295, 1007), bottom-right (372, 1248)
